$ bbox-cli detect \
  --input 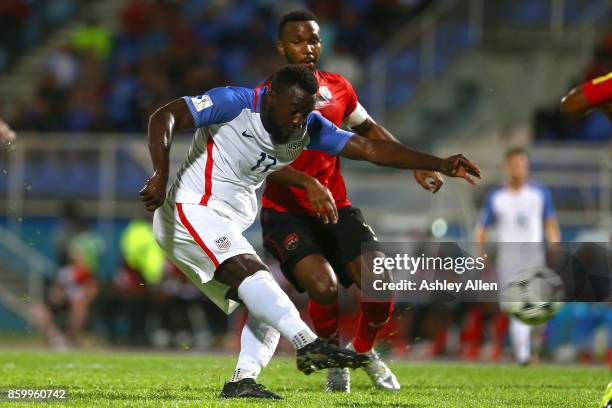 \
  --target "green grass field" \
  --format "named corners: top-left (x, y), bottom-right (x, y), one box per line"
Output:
top-left (0, 349), bottom-right (608, 407)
